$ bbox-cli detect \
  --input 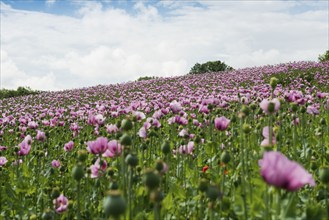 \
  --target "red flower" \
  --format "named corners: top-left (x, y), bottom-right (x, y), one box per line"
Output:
top-left (202, 165), bottom-right (209, 173)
